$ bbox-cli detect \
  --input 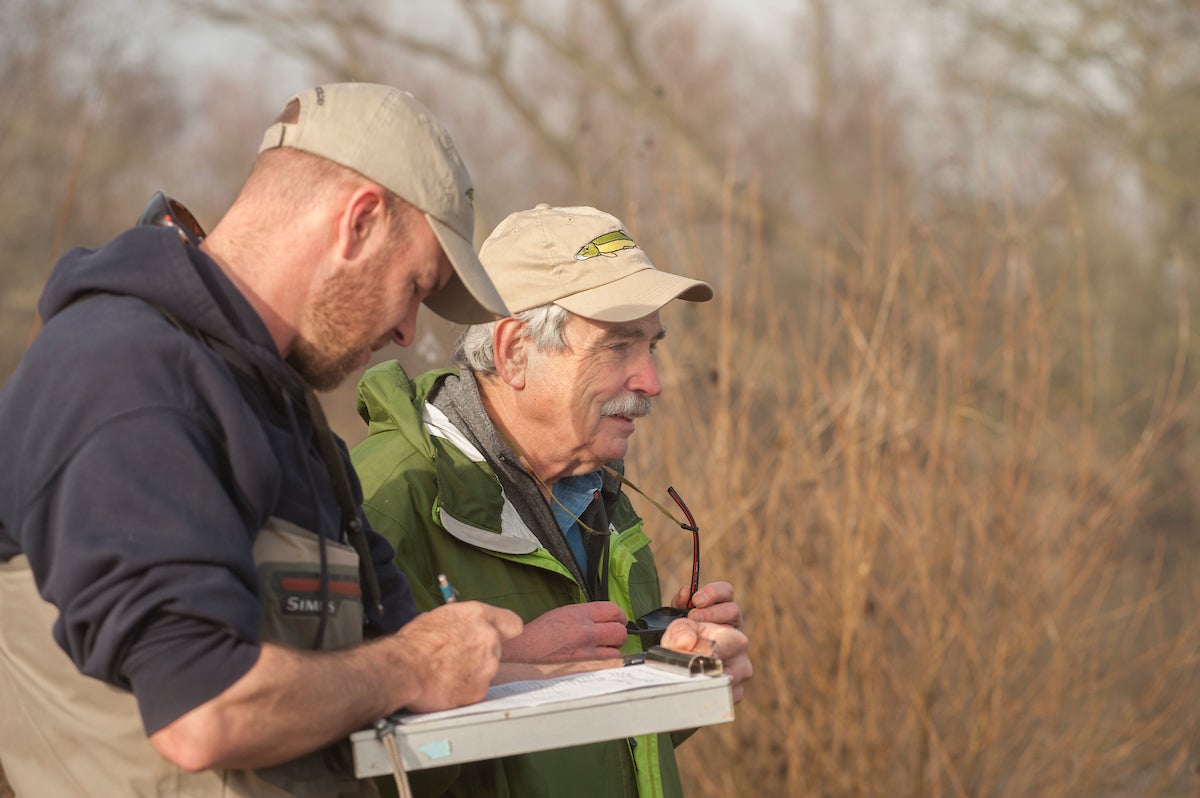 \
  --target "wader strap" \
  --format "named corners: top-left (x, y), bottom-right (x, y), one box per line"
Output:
top-left (297, 381), bottom-right (383, 615)
top-left (148, 301), bottom-right (384, 623)
top-left (374, 718), bottom-right (414, 798)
